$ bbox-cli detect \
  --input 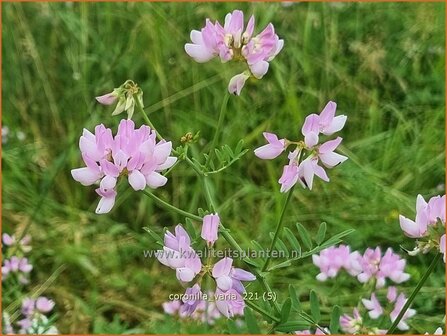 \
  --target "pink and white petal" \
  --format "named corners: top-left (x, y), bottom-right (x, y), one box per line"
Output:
top-left (95, 195), bottom-right (116, 214)
top-left (228, 73), bottom-right (249, 96)
top-left (156, 156), bottom-right (178, 171)
top-left (184, 44), bottom-right (214, 63)
top-left (71, 167), bottom-right (101, 186)
top-left (145, 172), bottom-right (168, 189)
top-left (212, 257), bottom-right (233, 278)
top-left (128, 170), bottom-right (146, 191)
top-left (154, 141), bottom-right (173, 164)
top-left (231, 268), bottom-right (256, 281)
top-left (319, 101), bottom-right (337, 126)
top-left (79, 137), bottom-right (101, 161)
top-left (313, 162), bottom-right (330, 182)
top-left (96, 92), bottom-right (117, 105)
top-left (100, 159), bottom-right (120, 177)
top-left (319, 137), bottom-right (343, 154)
top-left (322, 115), bottom-right (347, 135)
top-left (304, 131), bottom-right (319, 148)
top-left (176, 267), bottom-right (195, 282)
top-left (254, 144), bottom-right (283, 160)
top-left (244, 15), bottom-right (255, 39)
top-left (190, 30), bottom-right (204, 44)
top-left (100, 175), bottom-right (117, 190)
top-left (249, 61), bottom-right (269, 79)
top-left (216, 275), bottom-right (233, 291)
top-left (319, 152), bottom-right (348, 168)
top-left (300, 159), bottom-right (315, 190)
top-left (399, 215), bottom-right (421, 238)
top-left (301, 114), bottom-right (320, 136)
